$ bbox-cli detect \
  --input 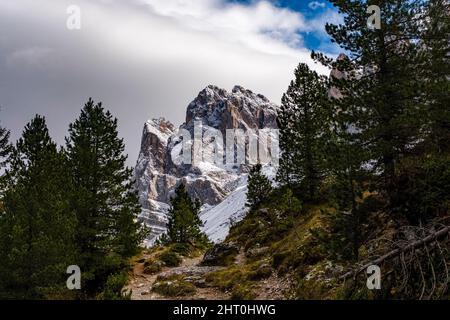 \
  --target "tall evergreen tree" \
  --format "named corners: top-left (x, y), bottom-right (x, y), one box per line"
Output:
top-left (0, 120), bottom-right (11, 295)
top-left (166, 184), bottom-right (205, 244)
top-left (418, 0), bottom-right (450, 154)
top-left (246, 164), bottom-right (272, 209)
top-left (65, 99), bottom-right (147, 295)
top-left (277, 63), bottom-right (330, 200)
top-left (313, 0), bottom-right (426, 208)
top-left (0, 115), bottom-right (76, 299)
